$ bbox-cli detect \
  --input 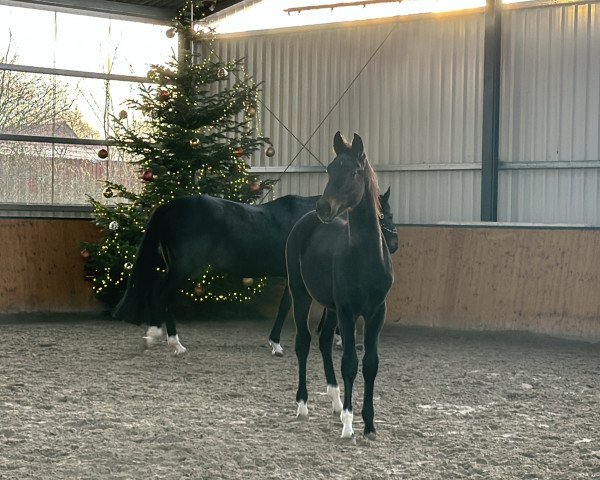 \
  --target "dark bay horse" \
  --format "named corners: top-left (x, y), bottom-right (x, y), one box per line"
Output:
top-left (286, 132), bottom-right (393, 440)
top-left (268, 186), bottom-right (397, 356)
top-left (113, 190), bottom-right (398, 355)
